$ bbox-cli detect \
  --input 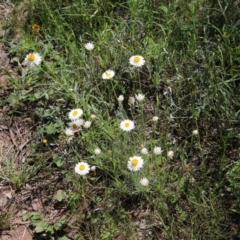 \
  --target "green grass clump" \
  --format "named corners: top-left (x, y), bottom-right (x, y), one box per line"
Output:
top-left (1, 0), bottom-right (240, 239)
